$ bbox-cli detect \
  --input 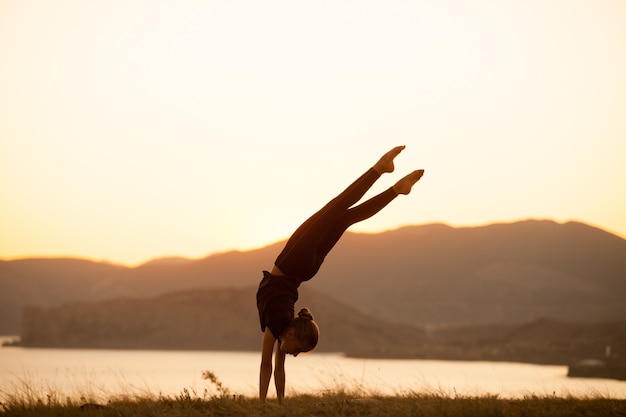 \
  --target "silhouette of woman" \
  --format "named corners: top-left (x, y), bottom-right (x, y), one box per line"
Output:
top-left (256, 145), bottom-right (424, 404)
